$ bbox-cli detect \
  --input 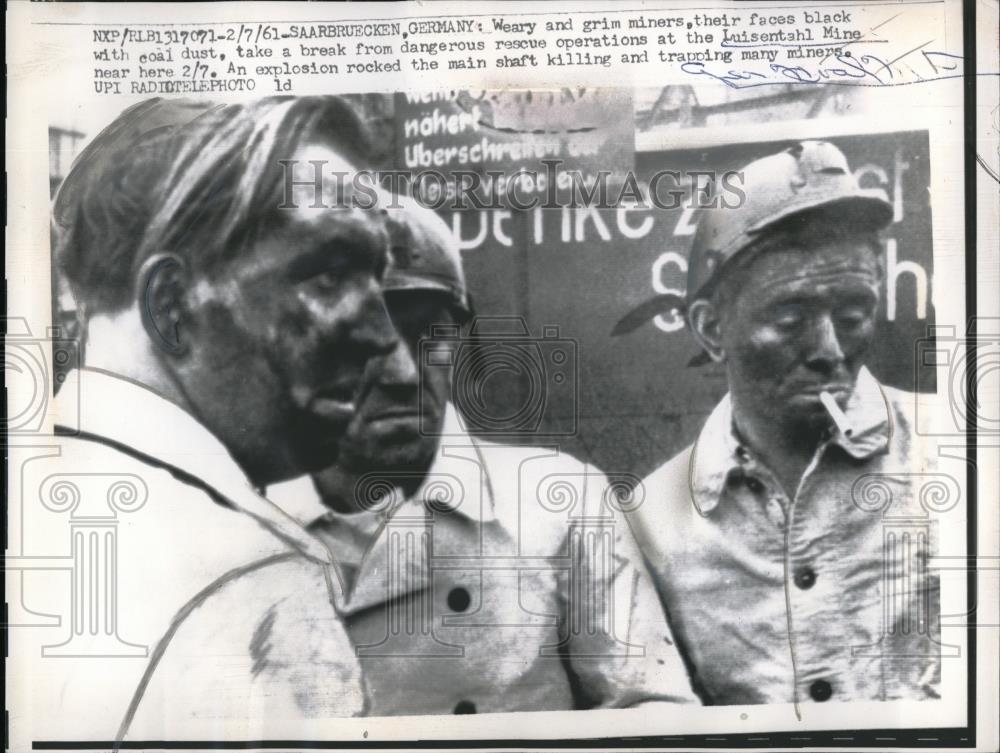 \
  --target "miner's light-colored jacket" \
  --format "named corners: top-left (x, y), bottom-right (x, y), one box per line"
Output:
top-left (8, 368), bottom-right (359, 742)
top-left (631, 367), bottom-right (946, 708)
top-left (135, 404), bottom-right (697, 721)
